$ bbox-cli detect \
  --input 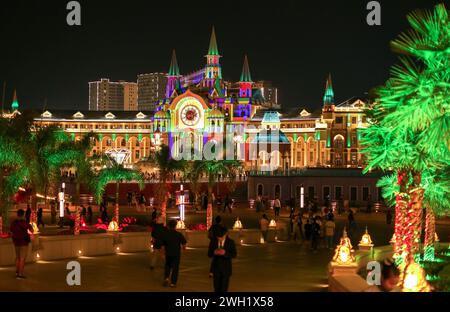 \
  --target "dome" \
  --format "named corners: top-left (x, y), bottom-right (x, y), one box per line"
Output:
top-left (154, 110), bottom-right (170, 119)
top-left (208, 108), bottom-right (224, 119)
